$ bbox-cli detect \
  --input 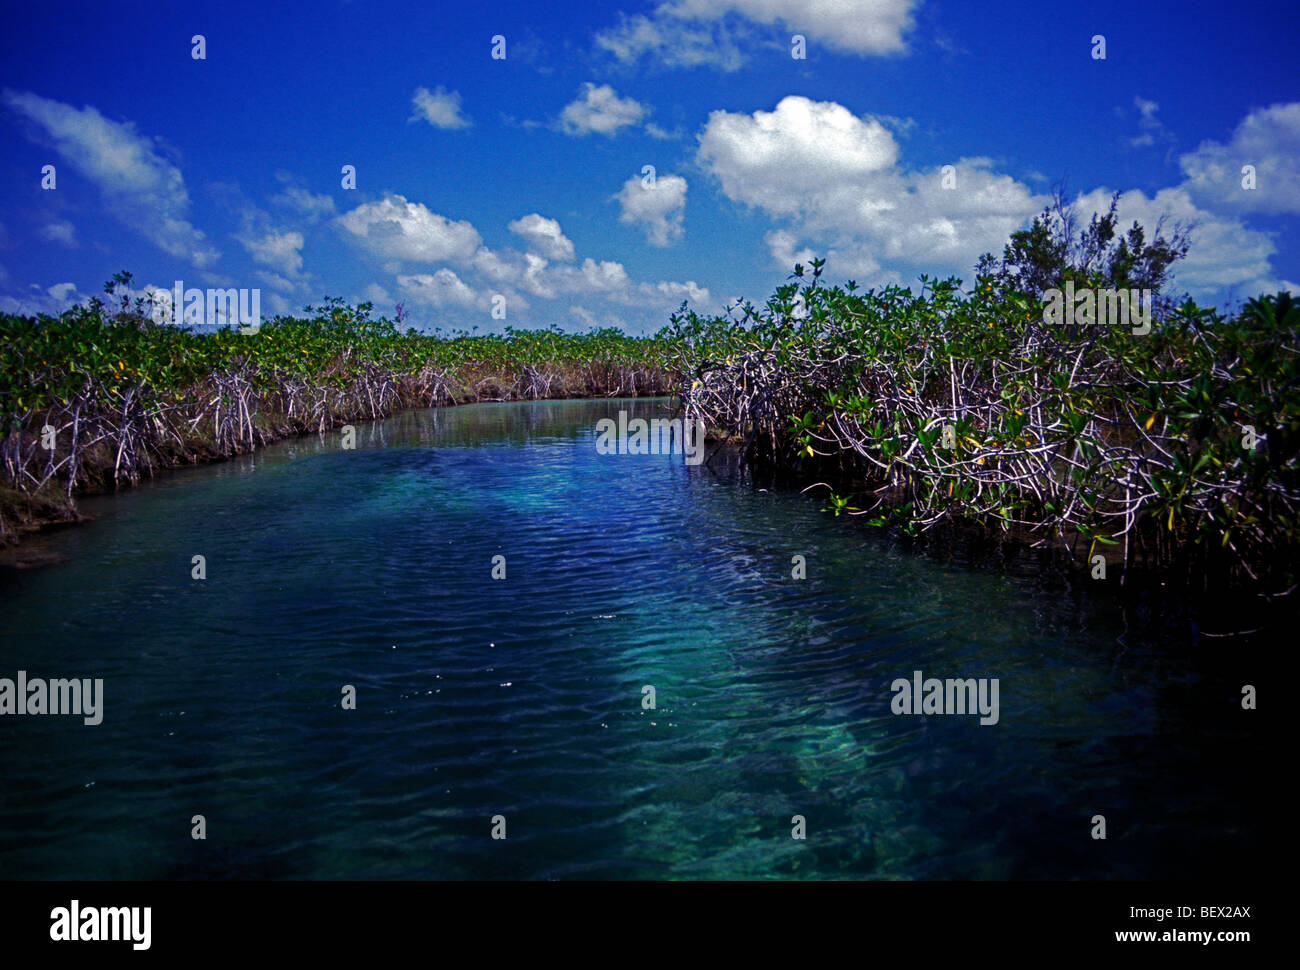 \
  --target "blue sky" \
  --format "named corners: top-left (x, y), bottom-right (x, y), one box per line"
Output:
top-left (1, 0), bottom-right (1297, 333)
